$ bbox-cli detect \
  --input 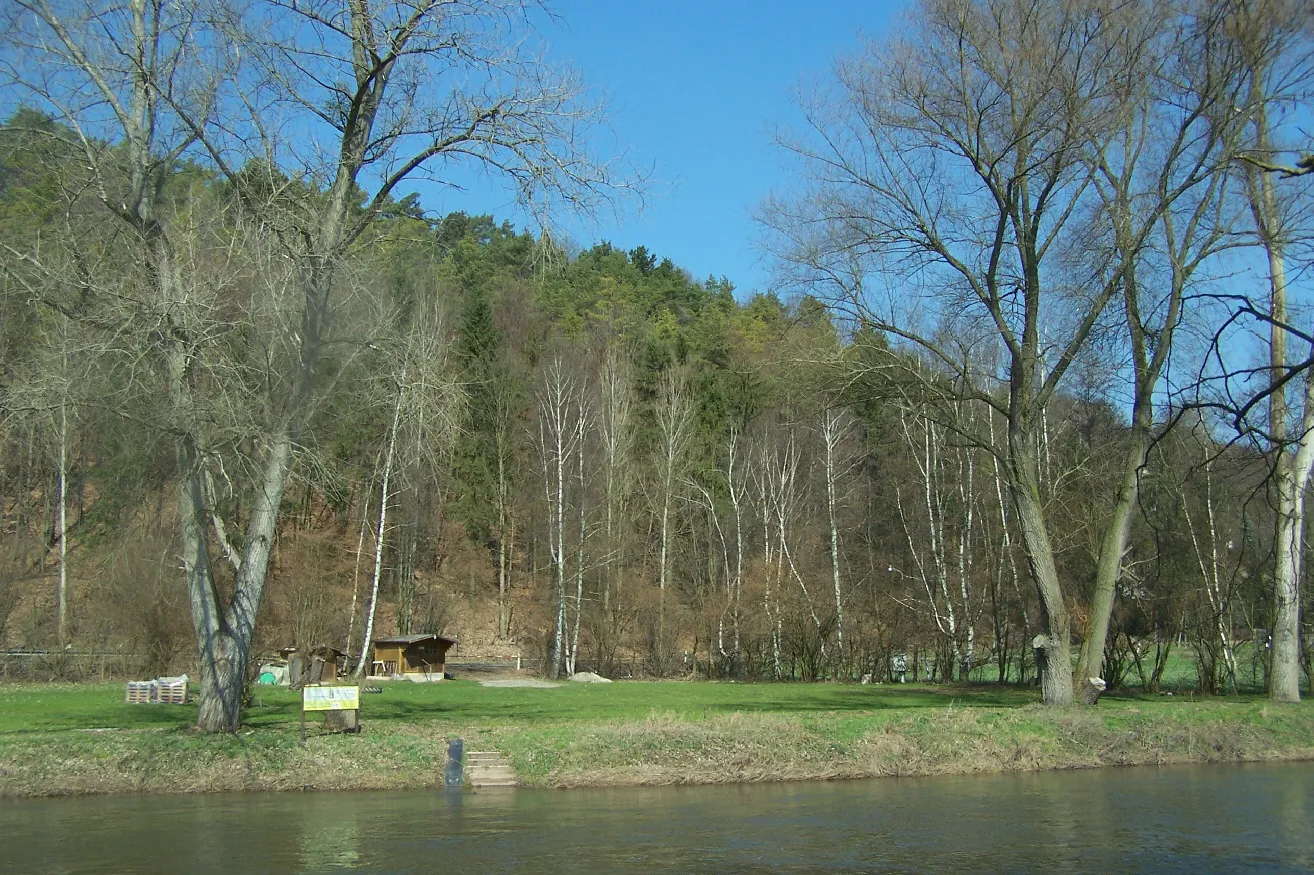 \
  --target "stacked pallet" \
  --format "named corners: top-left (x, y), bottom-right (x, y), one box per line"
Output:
top-left (124, 675), bottom-right (188, 704)
top-left (124, 681), bottom-right (156, 704)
